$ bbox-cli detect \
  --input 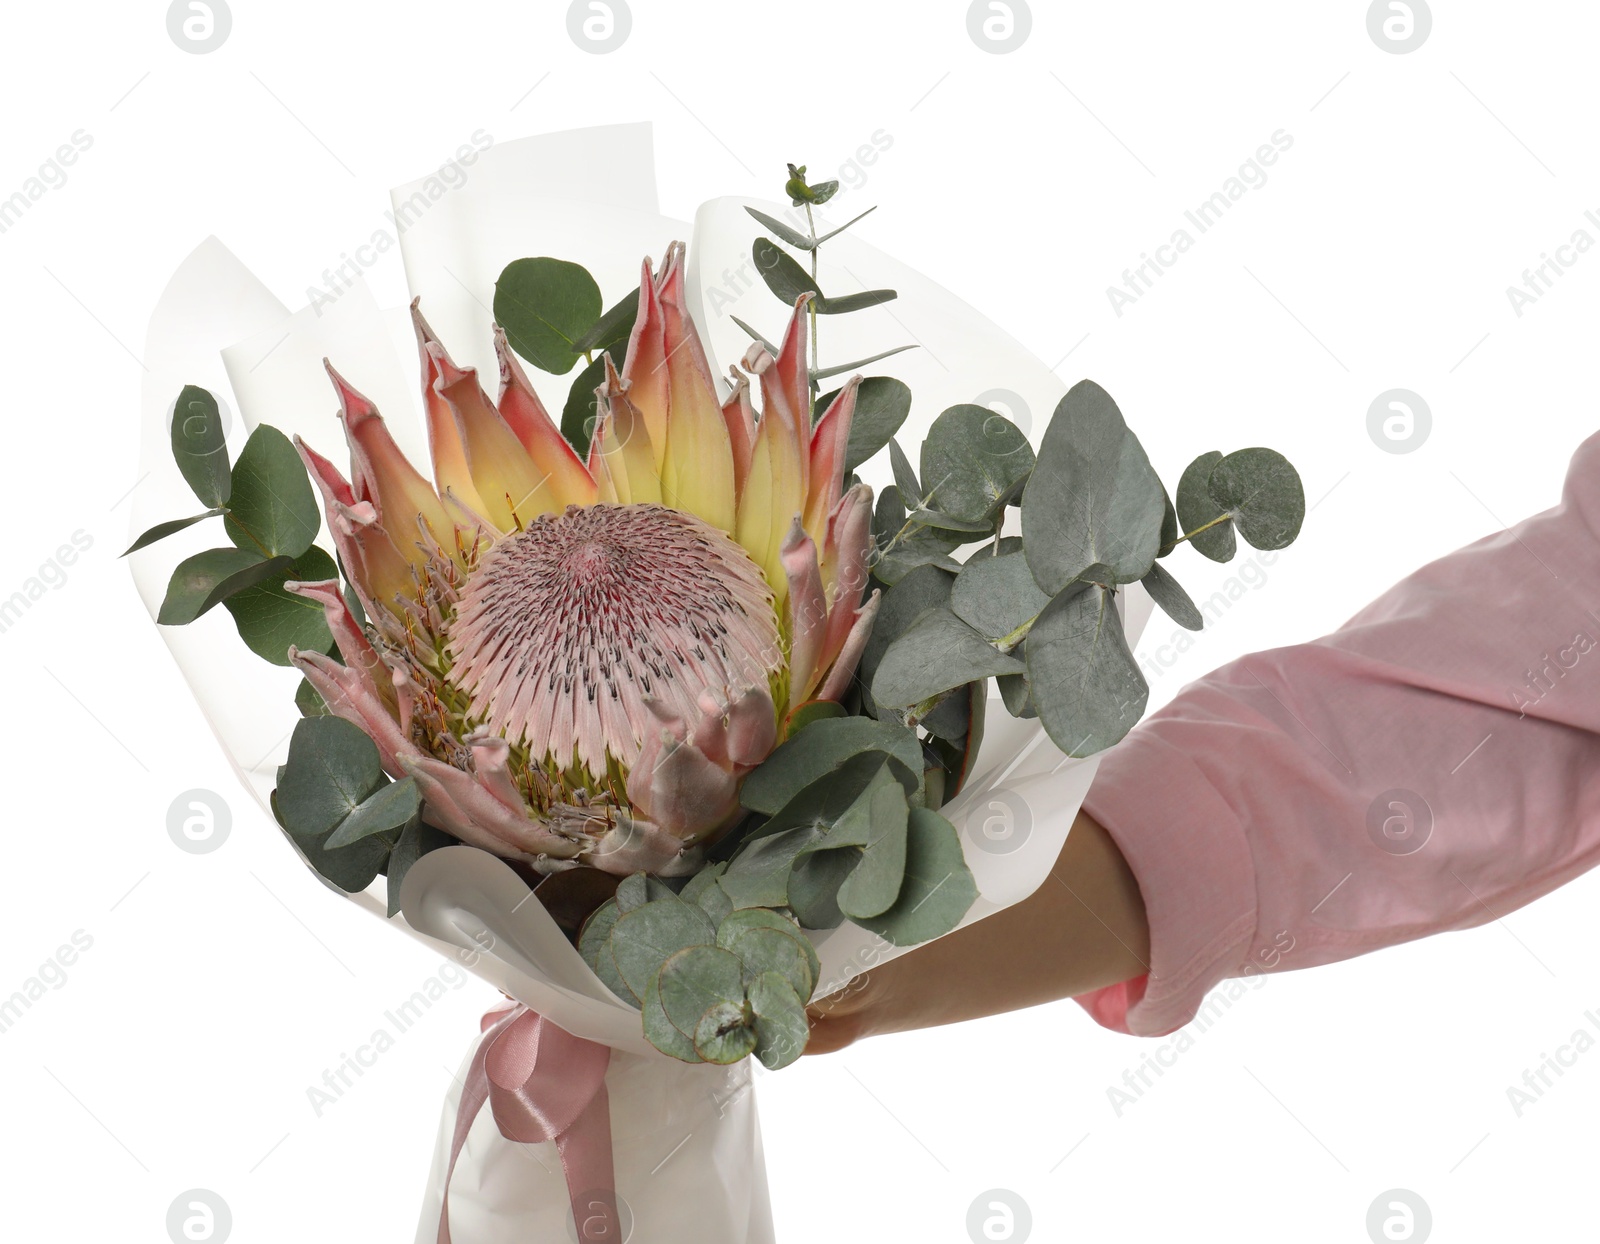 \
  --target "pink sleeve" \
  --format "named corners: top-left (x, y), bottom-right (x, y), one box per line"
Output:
top-left (1074, 429), bottom-right (1600, 1037)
